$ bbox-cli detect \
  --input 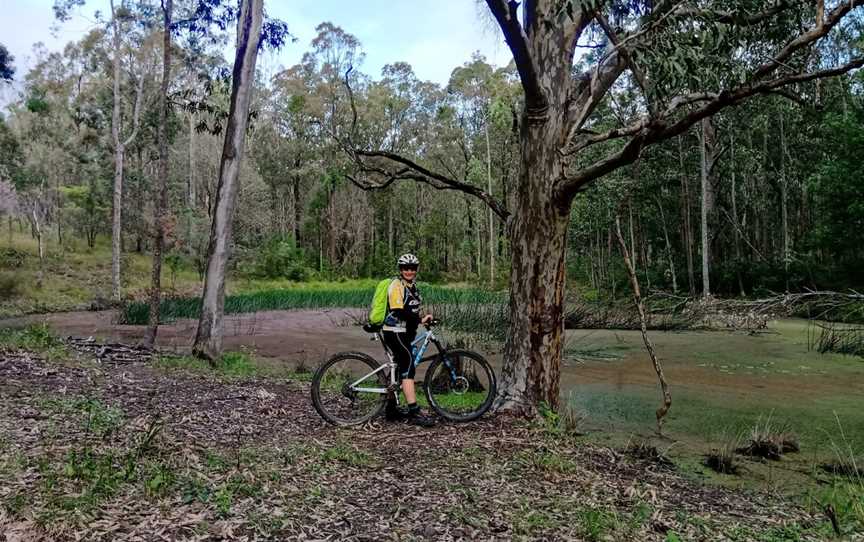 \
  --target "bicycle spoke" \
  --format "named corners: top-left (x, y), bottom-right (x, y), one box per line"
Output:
top-left (312, 354), bottom-right (387, 425)
top-left (425, 350), bottom-right (496, 421)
